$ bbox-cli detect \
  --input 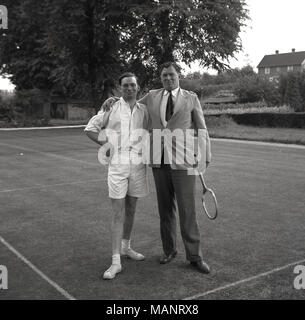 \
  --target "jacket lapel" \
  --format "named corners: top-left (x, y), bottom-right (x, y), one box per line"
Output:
top-left (152, 89), bottom-right (165, 128)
